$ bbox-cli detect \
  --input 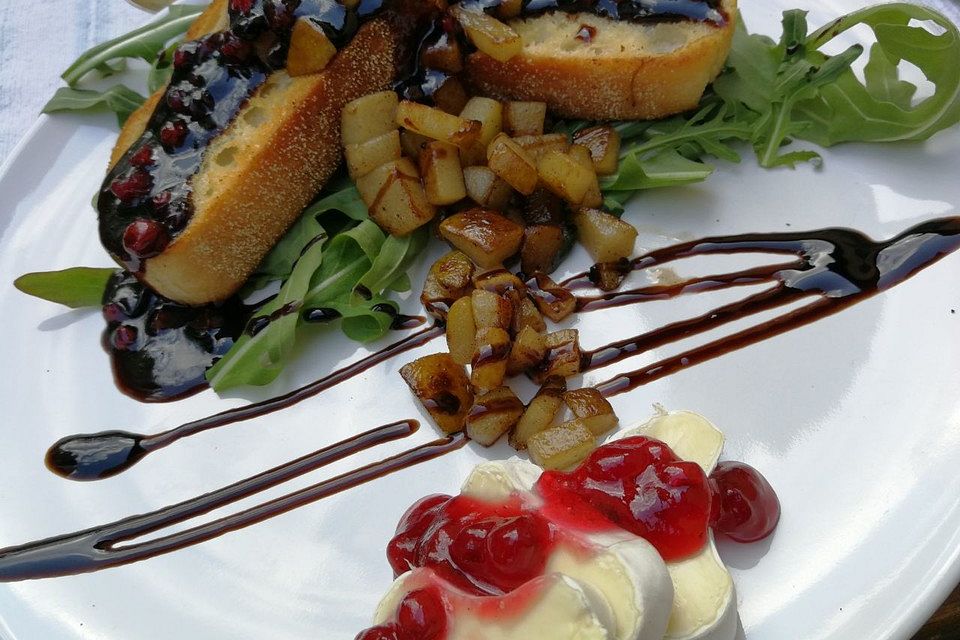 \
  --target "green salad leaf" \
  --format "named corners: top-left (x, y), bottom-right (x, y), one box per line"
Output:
top-left (61, 5), bottom-right (203, 87)
top-left (207, 182), bottom-right (428, 391)
top-left (42, 86), bottom-right (146, 126)
top-left (14, 268), bottom-right (116, 308)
